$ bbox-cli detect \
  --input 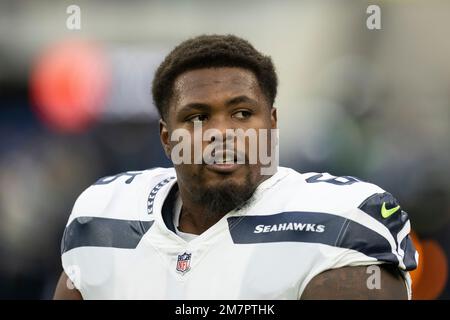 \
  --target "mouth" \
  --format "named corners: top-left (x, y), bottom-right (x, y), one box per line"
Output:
top-left (206, 162), bottom-right (240, 173)
top-left (204, 150), bottom-right (244, 174)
